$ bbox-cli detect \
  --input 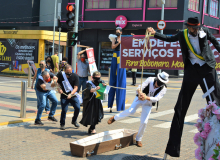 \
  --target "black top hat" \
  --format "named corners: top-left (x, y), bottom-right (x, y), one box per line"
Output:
top-left (184, 17), bottom-right (201, 28)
